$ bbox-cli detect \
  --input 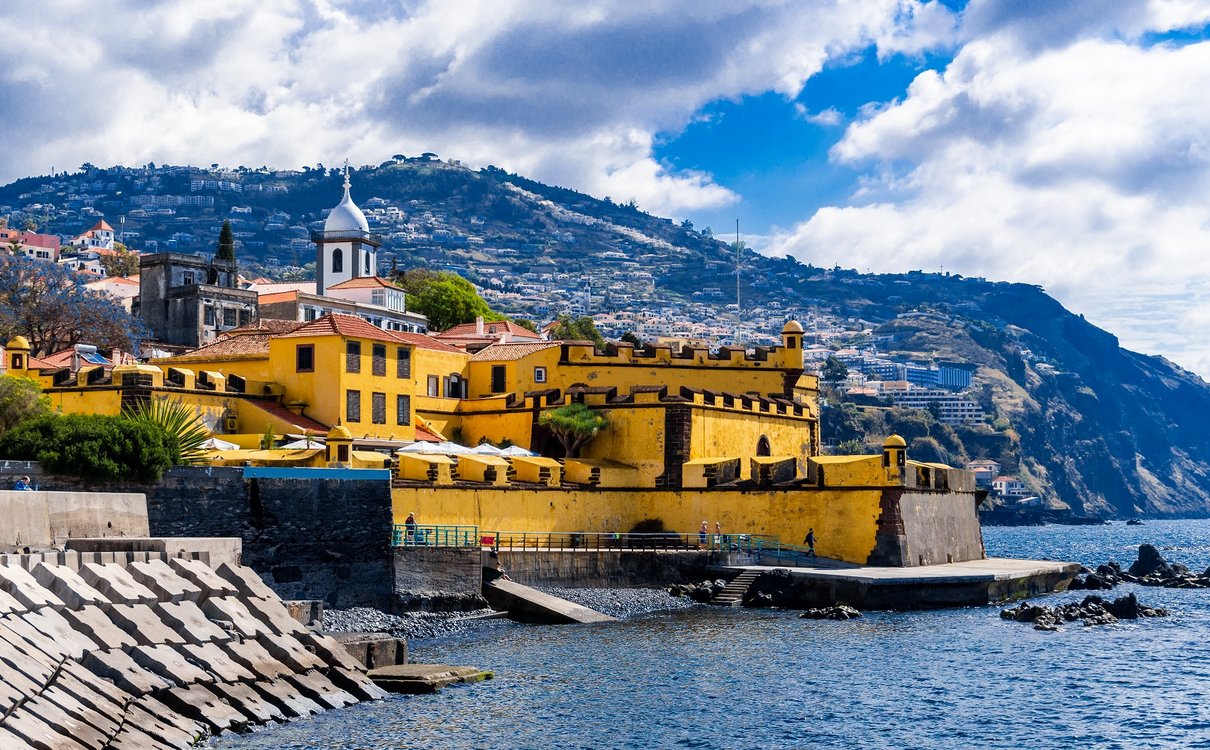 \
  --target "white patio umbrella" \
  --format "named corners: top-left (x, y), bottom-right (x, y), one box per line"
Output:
top-left (499, 445), bottom-right (539, 457)
top-left (397, 442), bottom-right (445, 454)
top-left (469, 443), bottom-right (504, 455)
top-left (280, 438), bottom-right (325, 449)
top-left (200, 437), bottom-right (240, 450)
